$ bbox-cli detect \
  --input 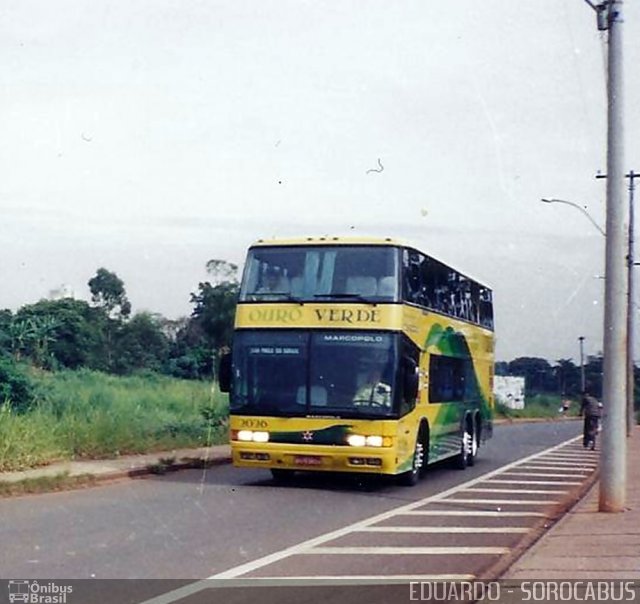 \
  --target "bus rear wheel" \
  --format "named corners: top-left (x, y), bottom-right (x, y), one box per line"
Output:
top-left (455, 431), bottom-right (471, 470)
top-left (467, 425), bottom-right (479, 467)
